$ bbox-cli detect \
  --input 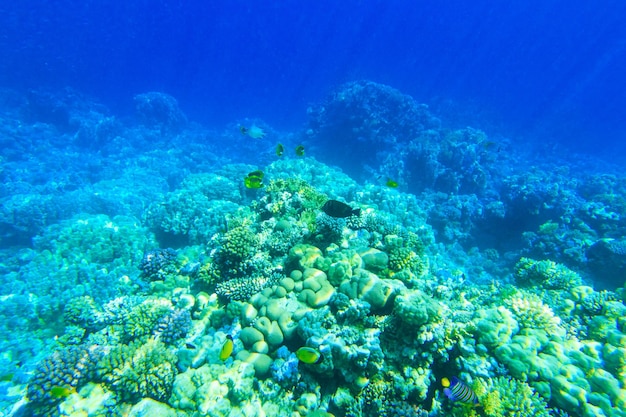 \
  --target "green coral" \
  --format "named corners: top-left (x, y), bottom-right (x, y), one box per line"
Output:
top-left (98, 339), bottom-right (177, 403)
top-left (196, 260), bottom-right (222, 286)
top-left (514, 257), bottom-right (582, 290)
top-left (504, 294), bottom-right (565, 337)
top-left (394, 290), bottom-right (442, 327)
top-left (222, 226), bottom-right (259, 261)
top-left (468, 376), bottom-right (552, 417)
top-left (121, 298), bottom-right (174, 343)
top-left (63, 295), bottom-right (105, 332)
top-left (388, 247), bottom-right (427, 275)
top-left (34, 213), bottom-right (153, 267)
